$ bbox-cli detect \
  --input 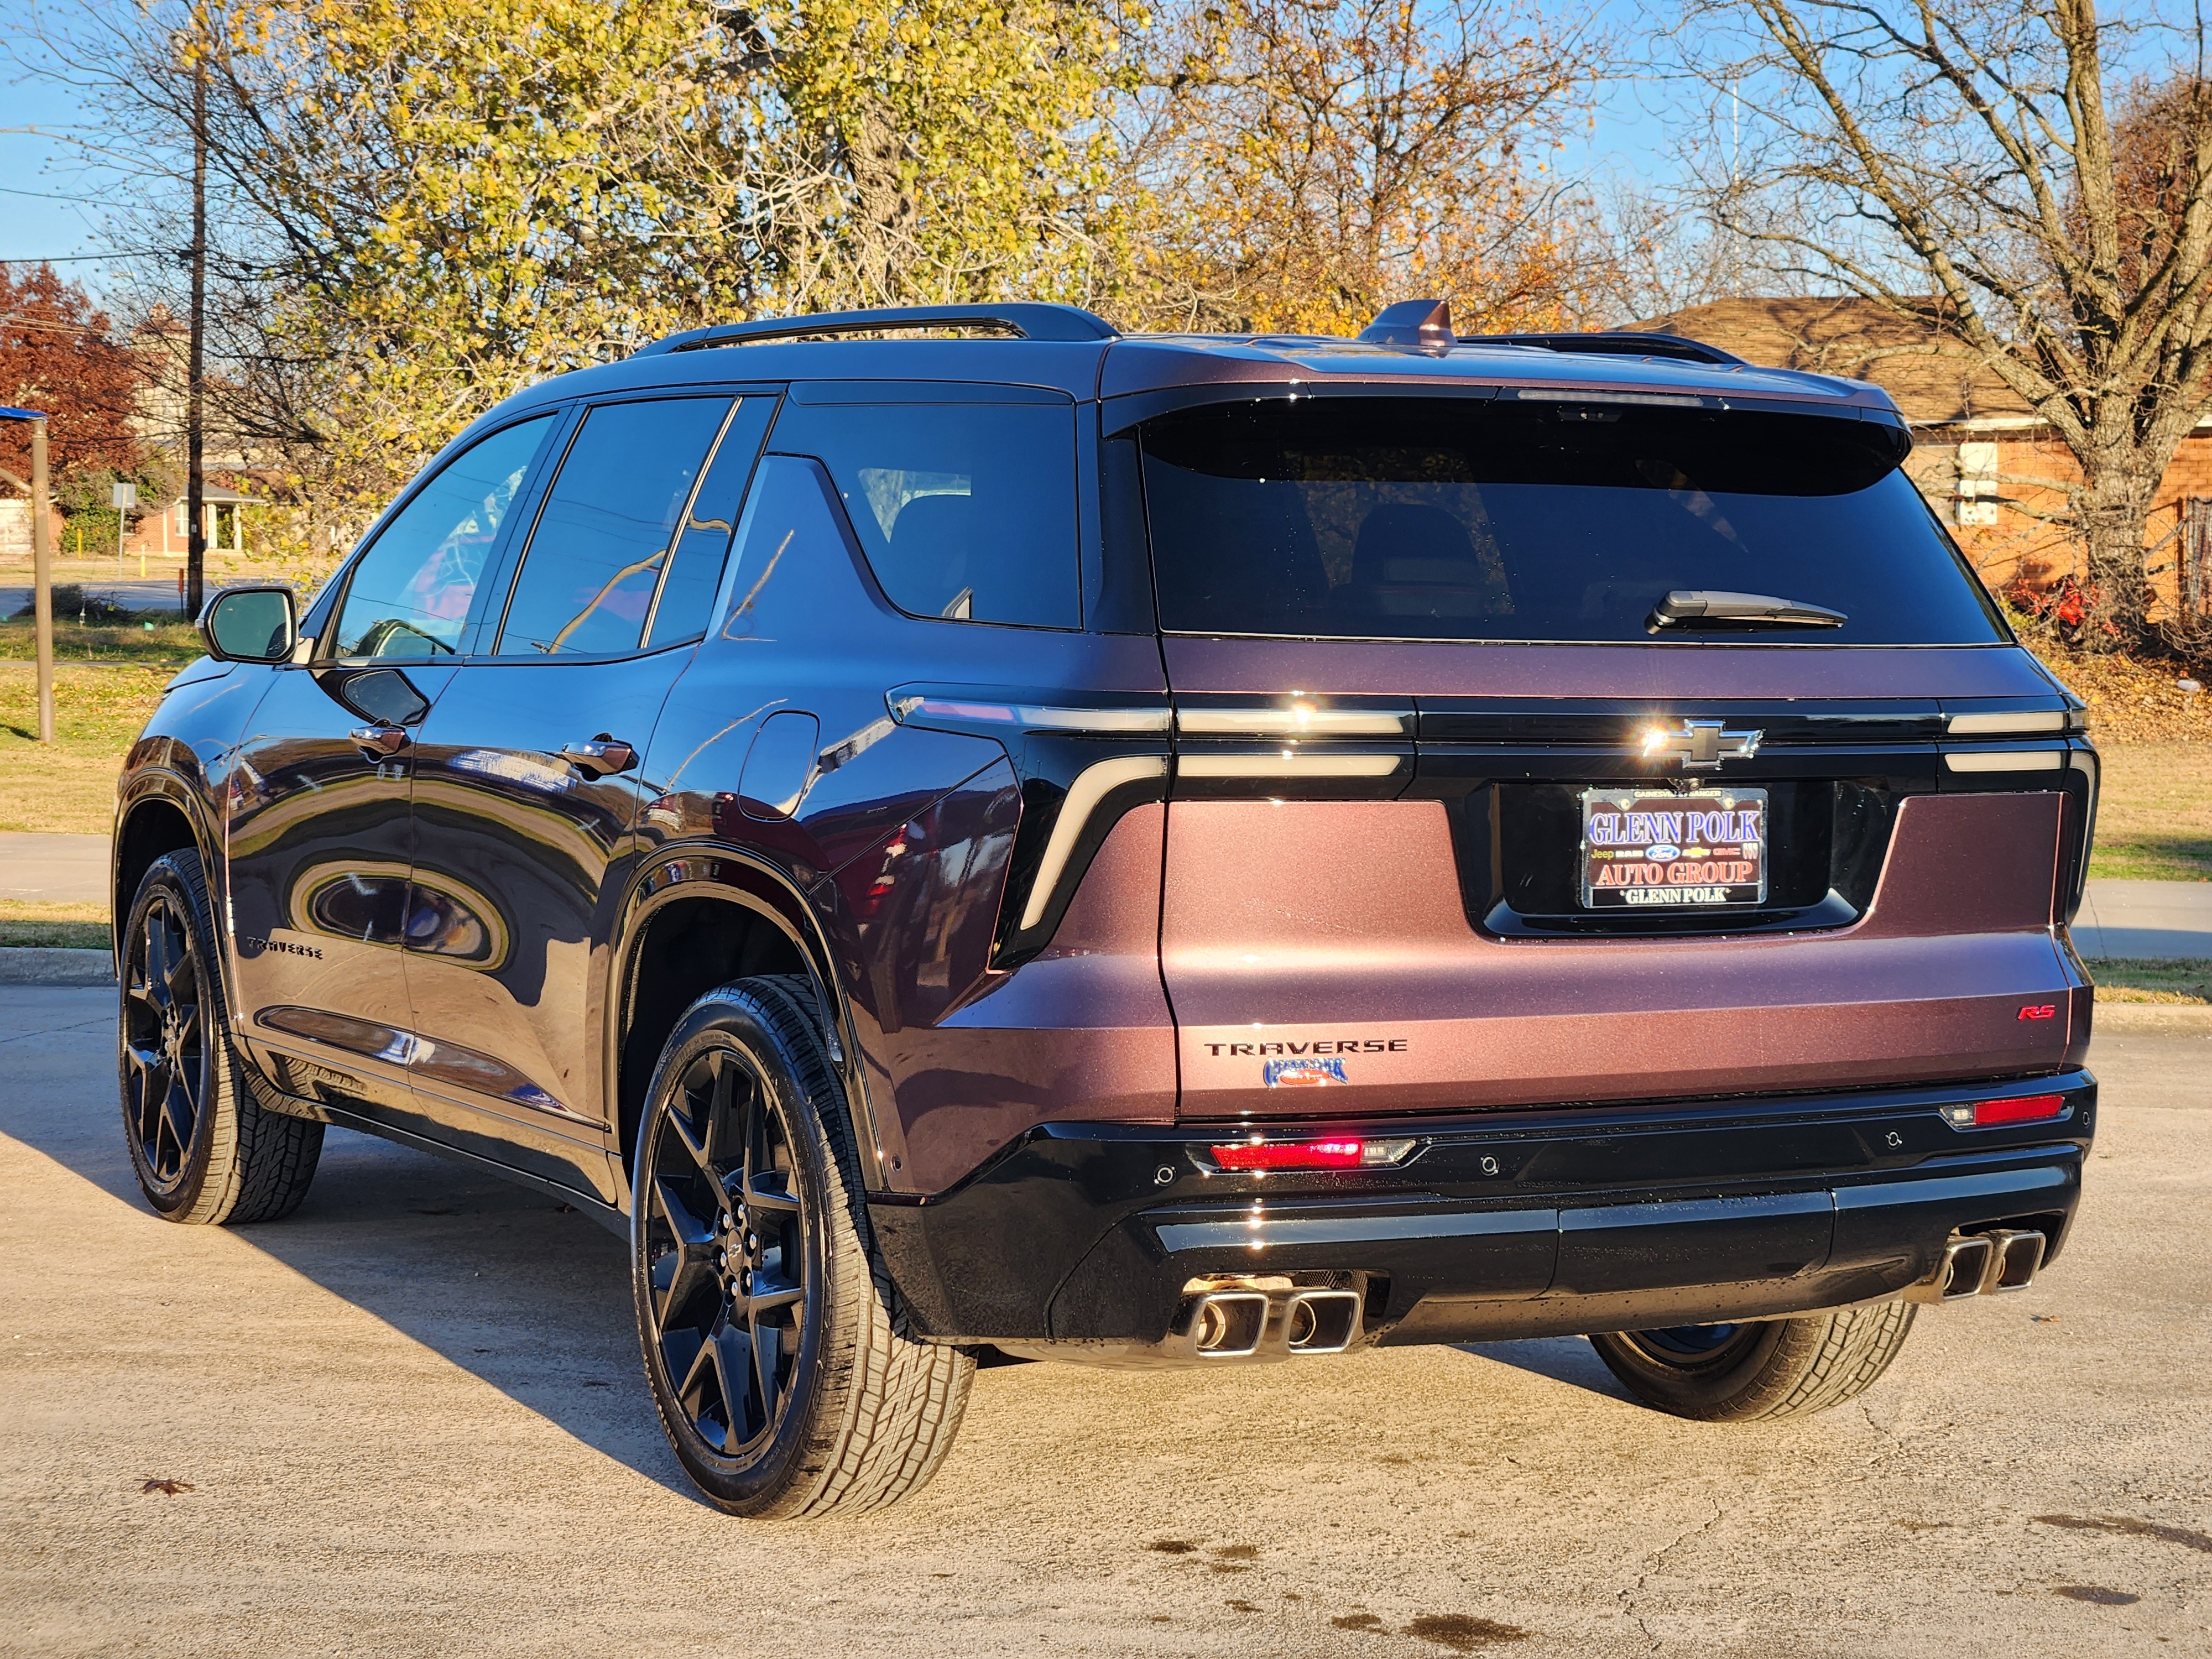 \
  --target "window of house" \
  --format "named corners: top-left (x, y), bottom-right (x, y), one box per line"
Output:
top-left (330, 414), bottom-right (555, 660)
top-left (497, 398), bottom-right (732, 656)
